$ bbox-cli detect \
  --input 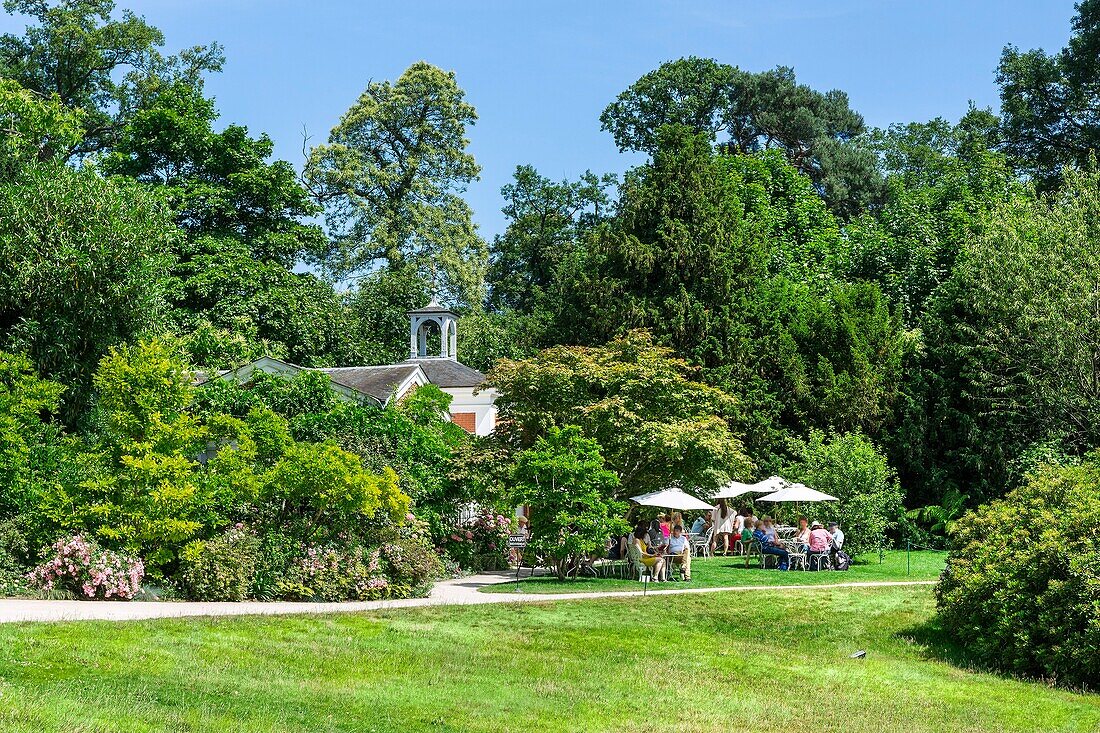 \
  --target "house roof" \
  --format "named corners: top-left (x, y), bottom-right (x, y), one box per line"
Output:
top-left (406, 358), bottom-right (485, 388)
top-left (318, 364), bottom-right (424, 404)
top-left (407, 300), bottom-right (457, 317)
